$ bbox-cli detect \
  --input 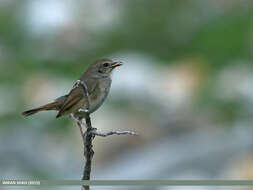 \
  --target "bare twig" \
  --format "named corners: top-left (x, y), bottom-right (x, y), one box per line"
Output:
top-left (91, 129), bottom-right (137, 137)
top-left (73, 80), bottom-right (93, 190)
top-left (80, 115), bottom-right (94, 190)
top-left (73, 80), bottom-right (136, 190)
